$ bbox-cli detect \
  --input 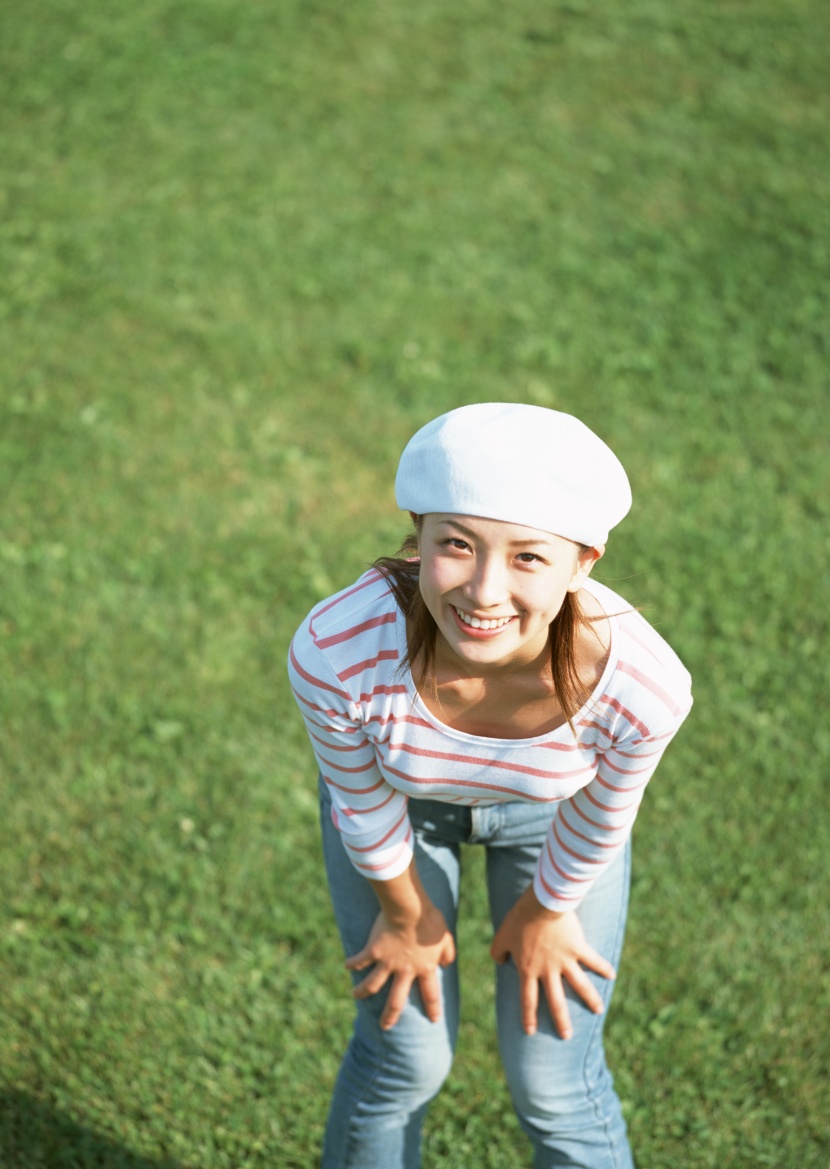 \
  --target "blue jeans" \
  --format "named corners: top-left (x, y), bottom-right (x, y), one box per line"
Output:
top-left (319, 778), bottom-right (634, 1169)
